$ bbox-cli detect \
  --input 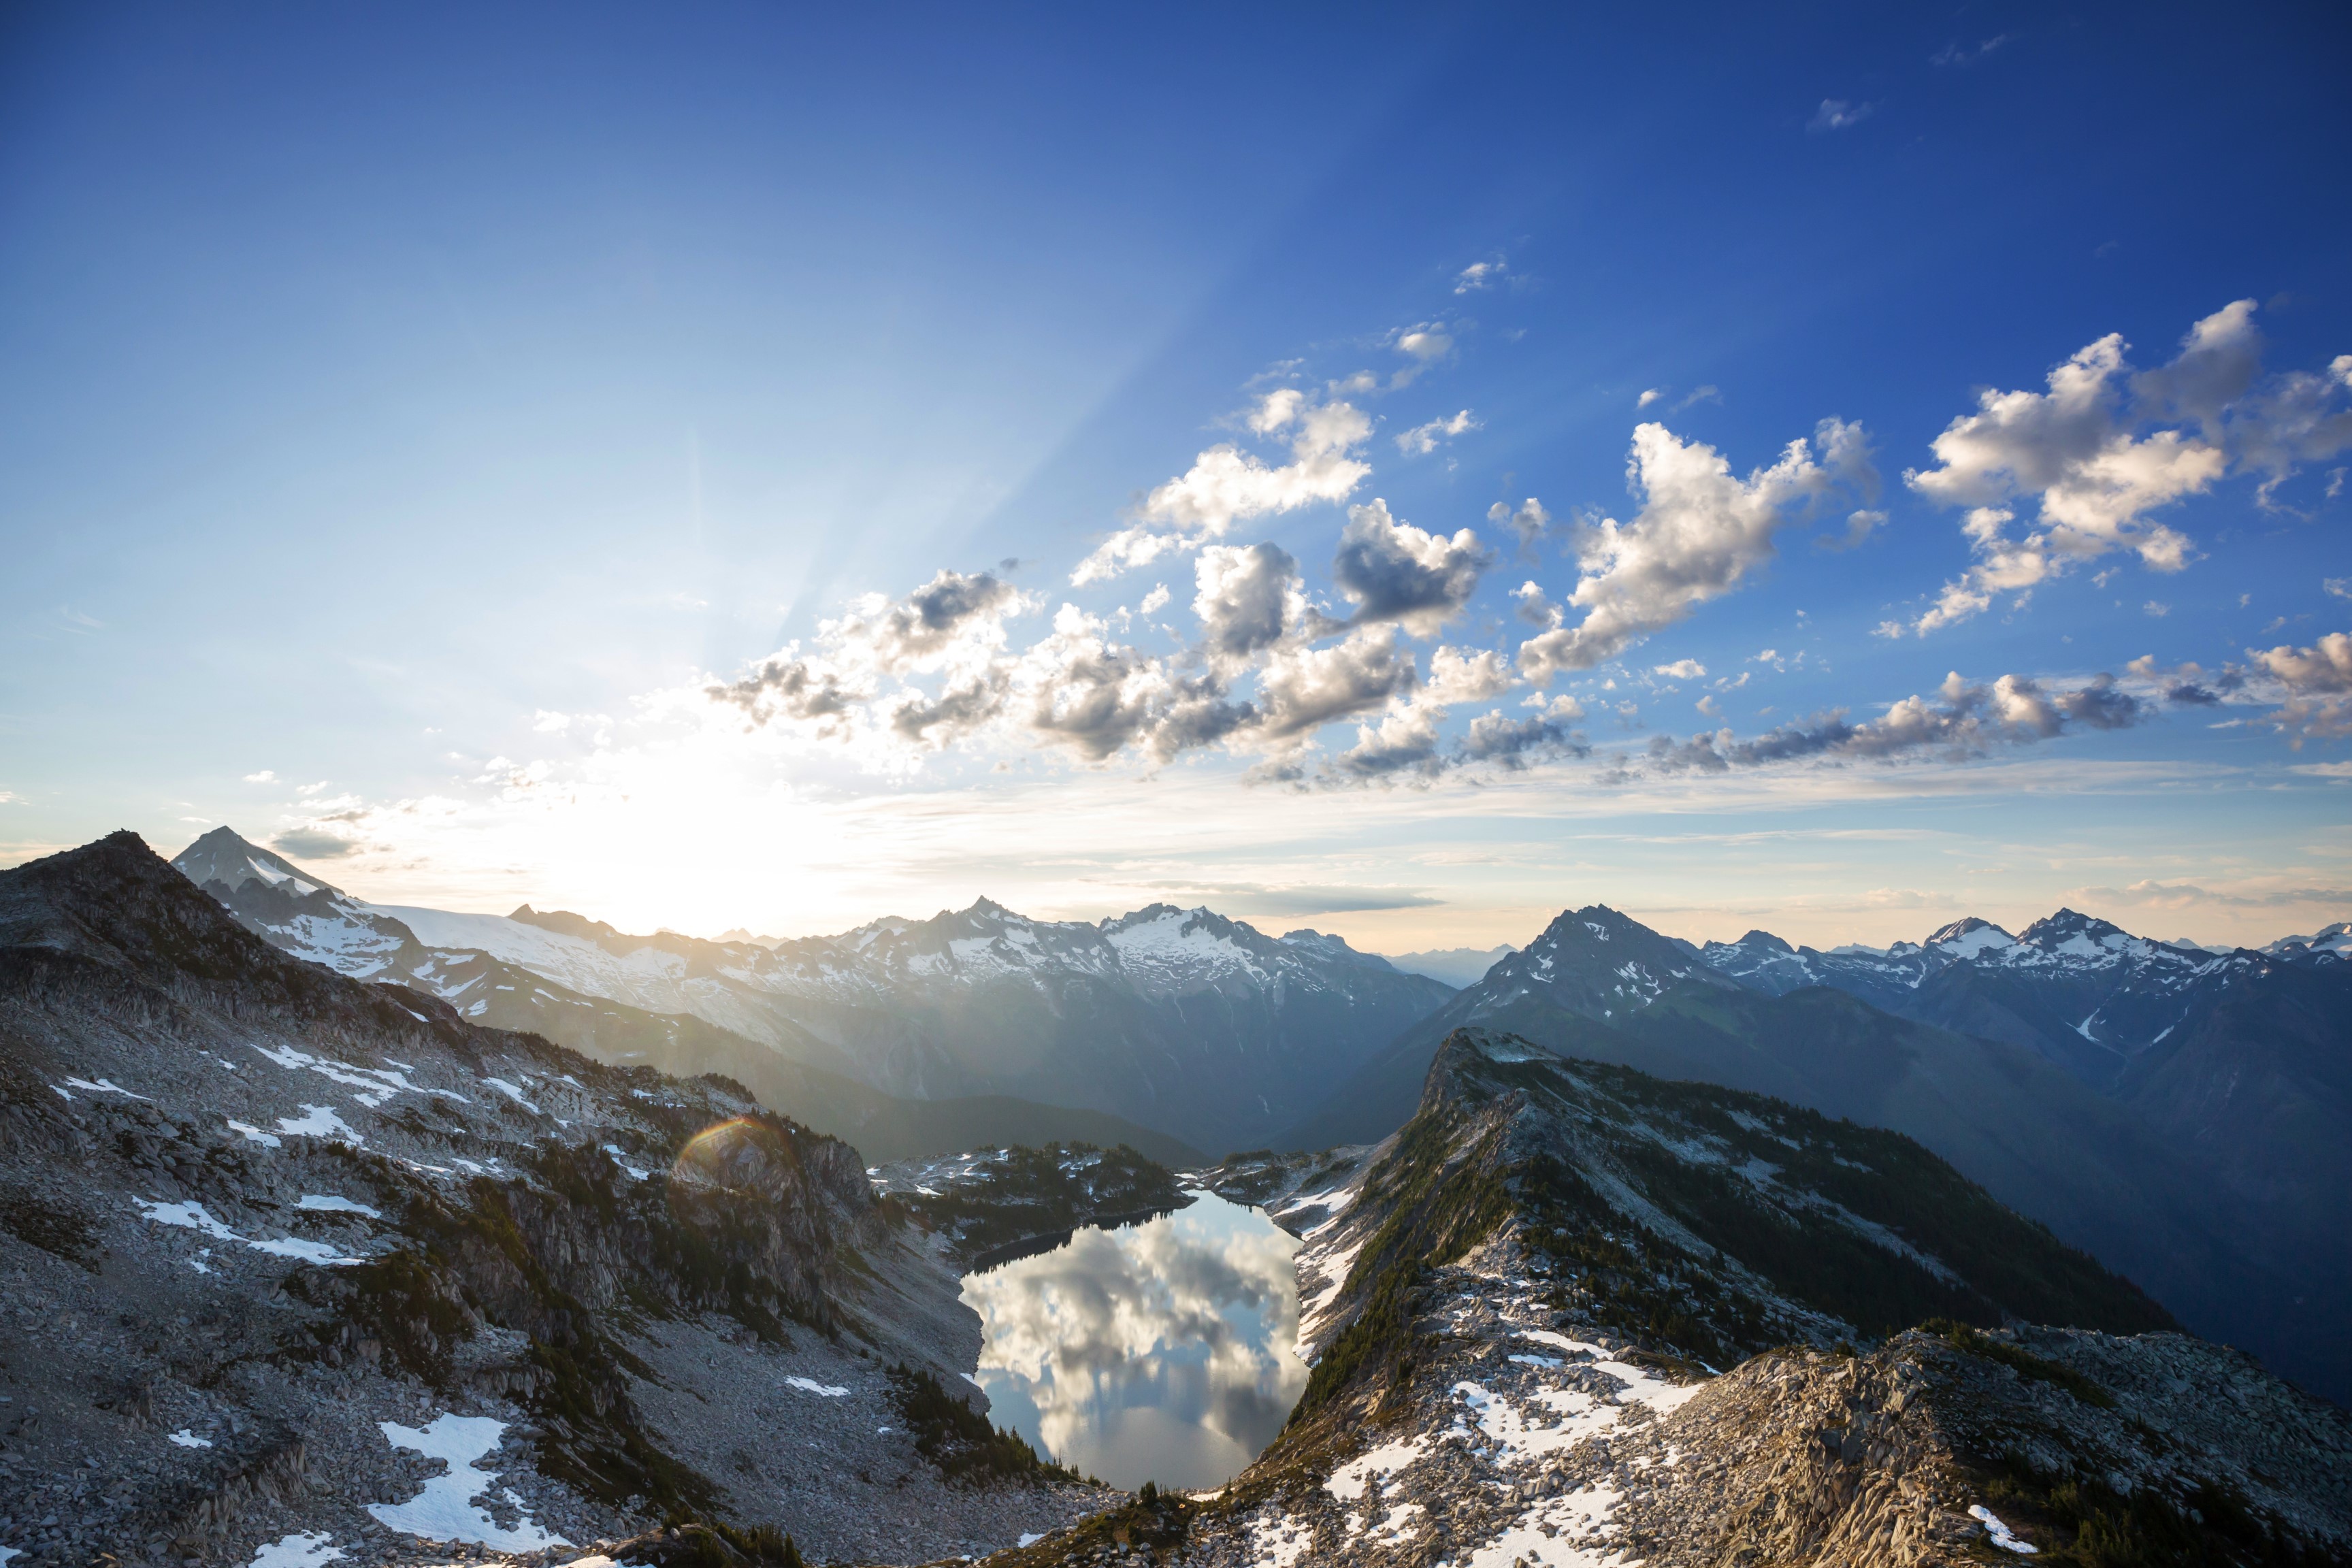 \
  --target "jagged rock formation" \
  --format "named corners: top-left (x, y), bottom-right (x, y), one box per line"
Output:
top-left (985, 1029), bottom-right (2351, 1567)
top-left (0, 833), bottom-right (1115, 1566)
top-left (173, 828), bottom-right (1454, 1157)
